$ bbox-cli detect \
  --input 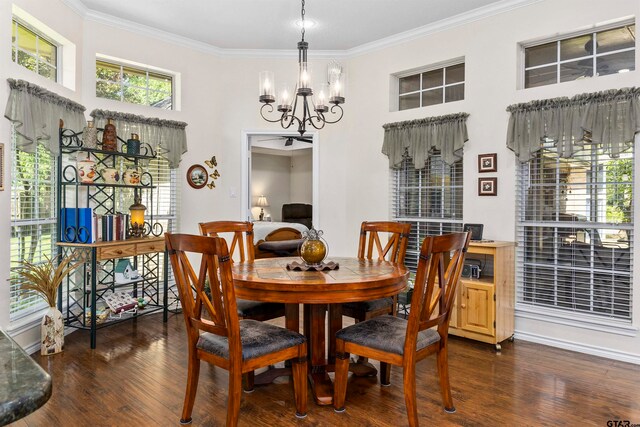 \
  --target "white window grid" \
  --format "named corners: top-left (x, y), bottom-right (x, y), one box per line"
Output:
top-left (398, 63), bottom-right (465, 110)
top-left (11, 18), bottom-right (58, 82)
top-left (96, 60), bottom-right (173, 109)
